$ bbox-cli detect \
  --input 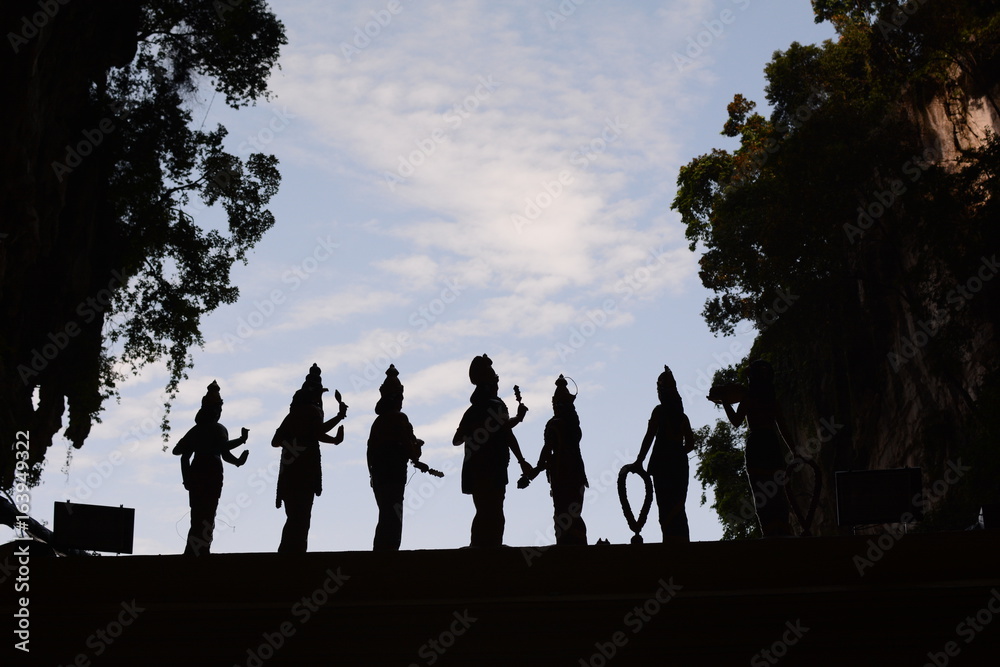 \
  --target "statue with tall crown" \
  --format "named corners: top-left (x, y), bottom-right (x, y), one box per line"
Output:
top-left (367, 365), bottom-right (440, 551)
top-left (272, 363), bottom-right (347, 553)
top-left (633, 366), bottom-right (696, 541)
top-left (452, 354), bottom-right (532, 547)
top-left (172, 380), bottom-right (249, 556)
top-left (520, 375), bottom-right (589, 545)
